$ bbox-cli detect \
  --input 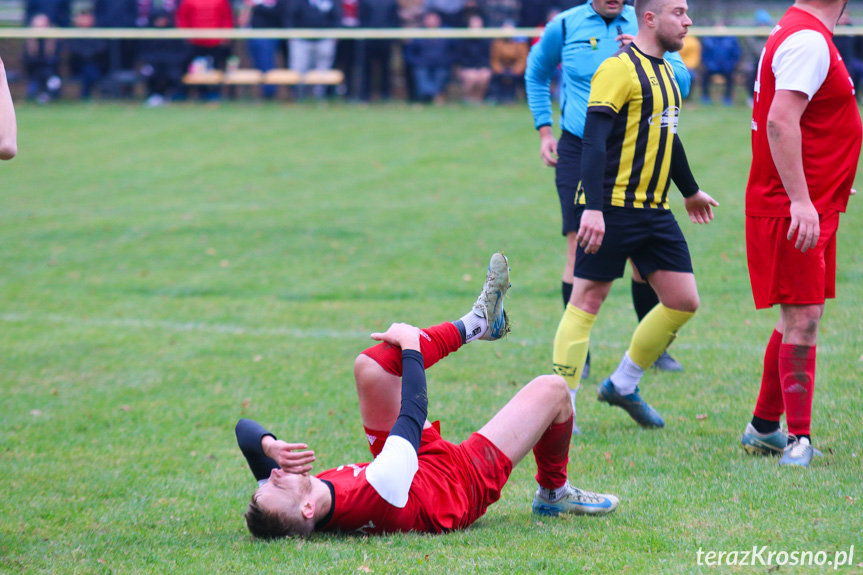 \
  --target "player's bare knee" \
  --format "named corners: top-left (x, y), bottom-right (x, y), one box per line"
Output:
top-left (532, 374), bottom-right (569, 403)
top-left (354, 354), bottom-right (382, 392)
